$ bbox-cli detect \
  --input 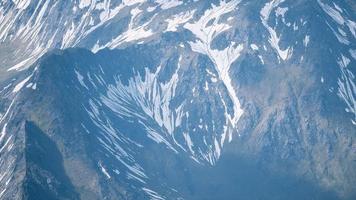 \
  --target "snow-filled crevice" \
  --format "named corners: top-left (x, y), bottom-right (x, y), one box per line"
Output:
top-left (165, 10), bottom-right (196, 32)
top-left (260, 0), bottom-right (292, 61)
top-left (1, 0), bottom-right (148, 71)
top-left (0, 105), bottom-right (18, 199)
top-left (317, 0), bottom-right (356, 52)
top-left (336, 55), bottom-right (356, 125)
top-left (101, 65), bottom-right (184, 151)
top-left (85, 96), bottom-right (150, 184)
top-left (184, 0), bottom-right (244, 157)
top-left (98, 59), bottom-right (232, 165)
top-left (93, 5), bottom-right (156, 52)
